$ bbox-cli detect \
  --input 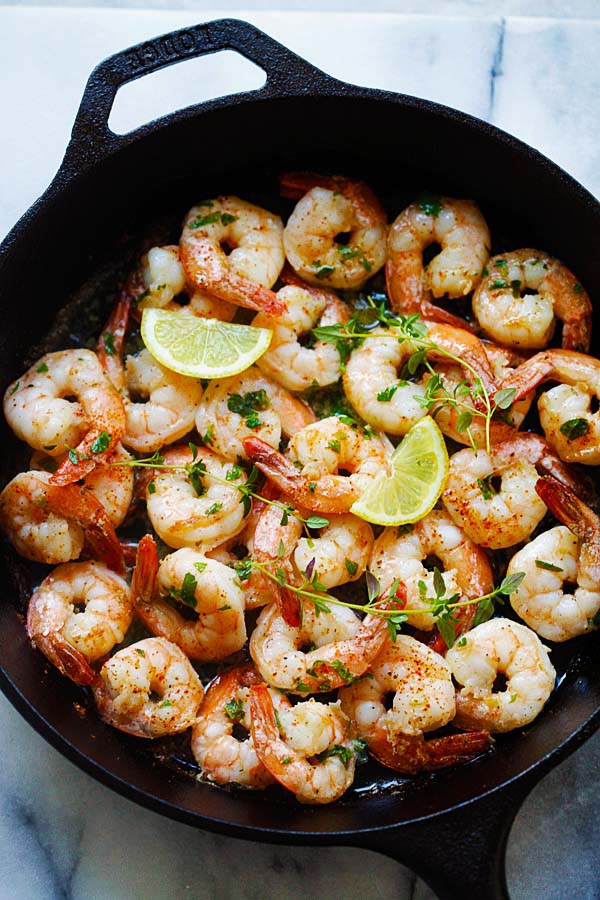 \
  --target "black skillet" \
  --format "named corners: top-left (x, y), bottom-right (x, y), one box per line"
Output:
top-left (0, 19), bottom-right (599, 900)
